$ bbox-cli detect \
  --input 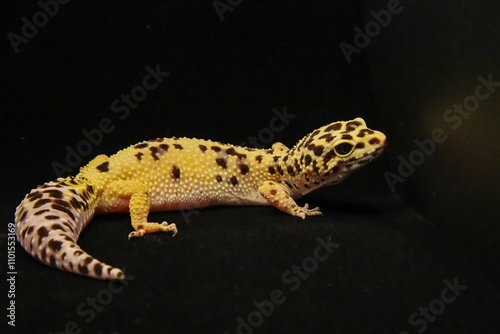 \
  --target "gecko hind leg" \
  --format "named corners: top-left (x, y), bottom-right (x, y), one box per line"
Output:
top-left (99, 180), bottom-right (178, 239)
top-left (128, 222), bottom-right (178, 239)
